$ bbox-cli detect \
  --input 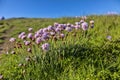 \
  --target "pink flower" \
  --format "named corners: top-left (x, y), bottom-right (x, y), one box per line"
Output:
top-left (37, 29), bottom-right (43, 34)
top-left (67, 23), bottom-right (71, 27)
top-left (65, 27), bottom-right (72, 32)
top-left (28, 28), bottom-right (33, 32)
top-left (21, 35), bottom-right (26, 40)
top-left (27, 48), bottom-right (31, 52)
top-left (43, 28), bottom-right (48, 32)
top-left (80, 20), bottom-right (84, 23)
top-left (0, 74), bottom-right (3, 79)
top-left (81, 22), bottom-right (88, 31)
top-left (107, 35), bottom-right (112, 41)
top-left (18, 32), bottom-right (26, 38)
top-left (24, 41), bottom-right (31, 46)
top-left (74, 25), bottom-right (80, 30)
top-left (42, 32), bottom-right (49, 40)
top-left (34, 33), bottom-right (40, 38)
top-left (90, 20), bottom-right (94, 24)
top-left (90, 24), bottom-right (94, 28)
top-left (75, 22), bottom-right (80, 25)
top-left (27, 33), bottom-right (33, 39)
top-left (41, 43), bottom-right (50, 51)
top-left (35, 37), bottom-right (42, 44)
top-left (50, 32), bottom-right (55, 36)
top-left (60, 33), bottom-right (65, 38)
top-left (54, 22), bottom-right (59, 27)
top-left (55, 27), bottom-right (61, 32)
top-left (47, 25), bottom-right (54, 31)
top-left (20, 32), bottom-right (26, 35)
top-left (9, 38), bottom-right (16, 42)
